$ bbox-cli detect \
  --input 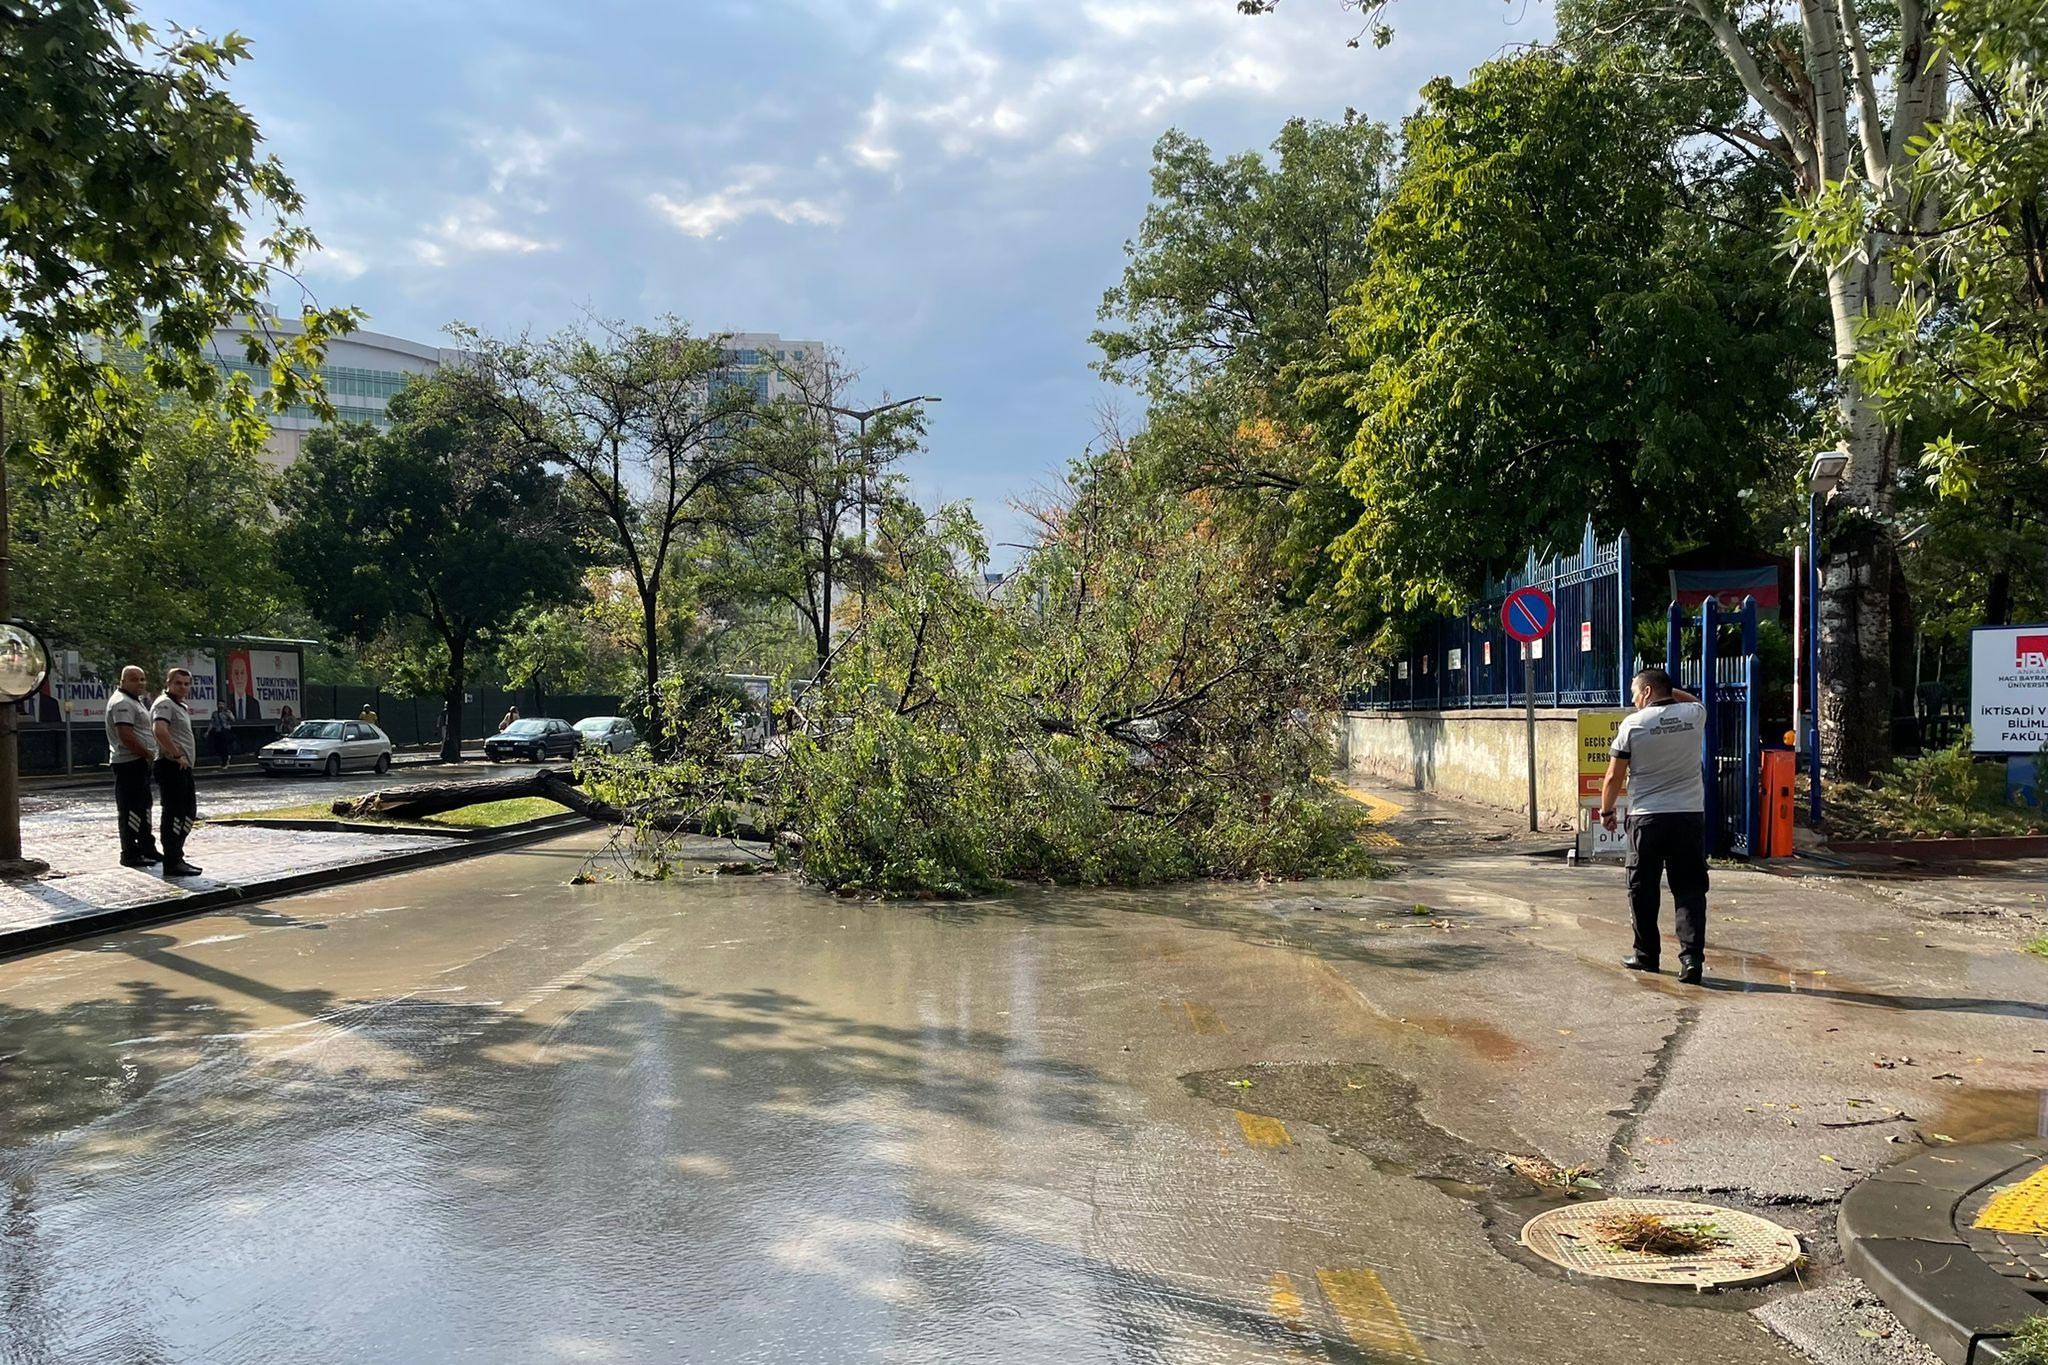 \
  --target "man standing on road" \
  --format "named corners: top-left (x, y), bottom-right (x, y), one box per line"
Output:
top-left (1597, 667), bottom-right (1709, 984)
top-left (105, 665), bottom-right (161, 868)
top-left (151, 667), bottom-right (203, 878)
